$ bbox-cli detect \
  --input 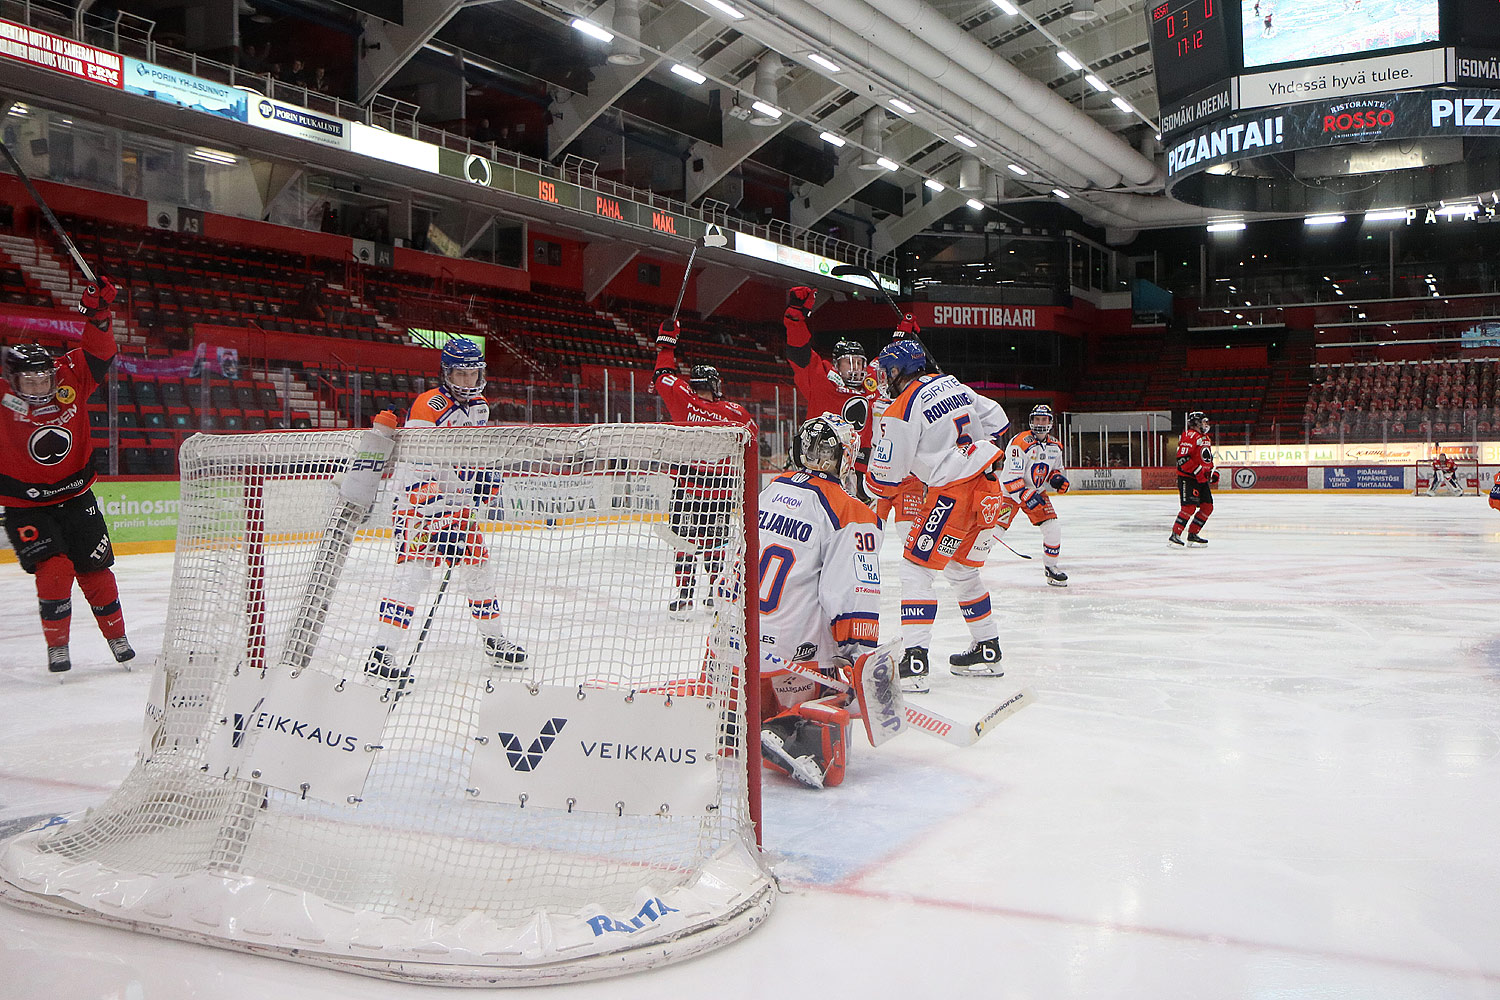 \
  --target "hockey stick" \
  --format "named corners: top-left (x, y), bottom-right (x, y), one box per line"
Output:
top-left (406, 565), bottom-right (452, 671)
top-left (668, 226), bottom-right (730, 326)
top-left (765, 653), bottom-right (1032, 748)
top-left (996, 536), bottom-right (1032, 560)
top-left (829, 263), bottom-right (942, 373)
top-left (0, 139), bottom-right (97, 286)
